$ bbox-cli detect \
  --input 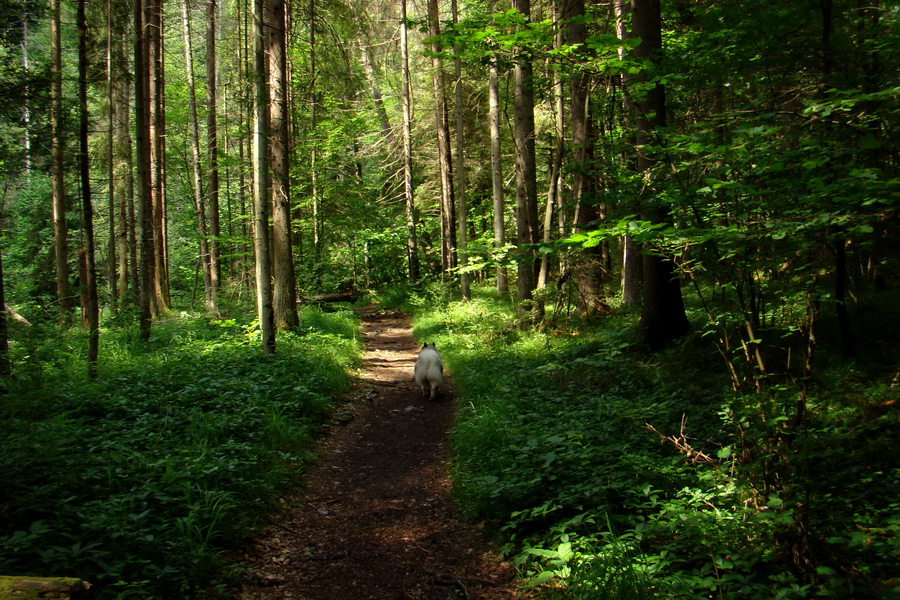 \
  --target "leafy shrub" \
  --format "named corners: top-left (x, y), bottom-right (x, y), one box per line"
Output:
top-left (0, 309), bottom-right (360, 599)
top-left (415, 285), bottom-right (900, 599)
